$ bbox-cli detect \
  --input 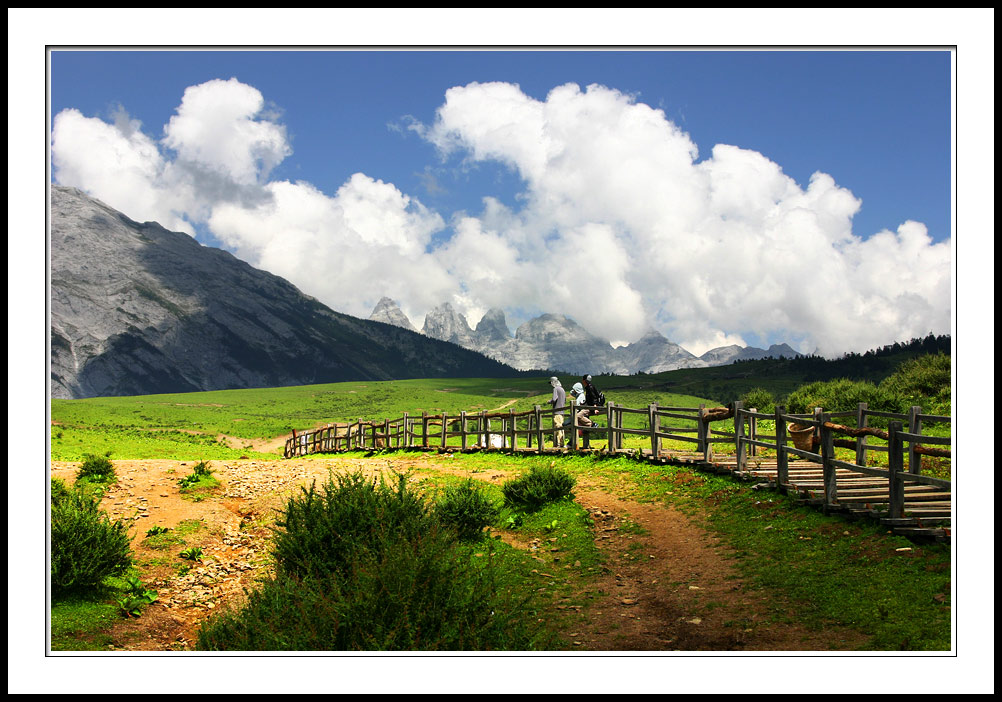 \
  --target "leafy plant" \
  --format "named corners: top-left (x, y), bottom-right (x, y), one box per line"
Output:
top-left (505, 513), bottom-right (524, 529)
top-left (740, 387), bottom-right (777, 414)
top-left (178, 461), bottom-right (220, 498)
top-left (435, 478), bottom-right (500, 541)
top-left (116, 589), bottom-right (158, 618)
top-left (271, 471), bottom-right (432, 581)
top-left (879, 352), bottom-right (952, 415)
top-left (197, 470), bottom-right (544, 651)
top-left (50, 487), bottom-right (132, 596)
top-left (76, 453), bottom-right (117, 484)
top-left (501, 463), bottom-right (576, 511)
top-left (51, 477), bottom-right (72, 504)
top-left (179, 547), bottom-right (203, 562)
top-left (145, 525), bottom-right (171, 537)
top-left (785, 378), bottom-right (901, 417)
